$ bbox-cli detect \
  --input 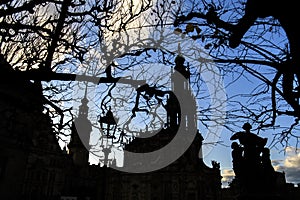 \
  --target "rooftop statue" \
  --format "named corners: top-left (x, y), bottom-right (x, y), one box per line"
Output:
top-left (230, 122), bottom-right (267, 149)
top-left (230, 123), bottom-right (281, 199)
